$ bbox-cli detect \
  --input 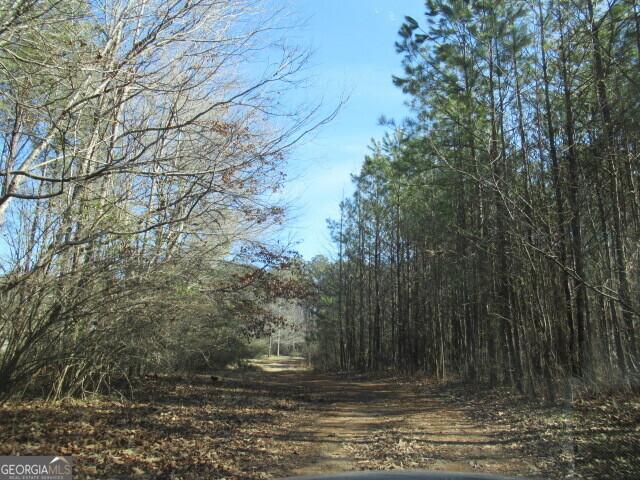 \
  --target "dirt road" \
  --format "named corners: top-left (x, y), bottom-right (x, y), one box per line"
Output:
top-left (250, 357), bottom-right (538, 478)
